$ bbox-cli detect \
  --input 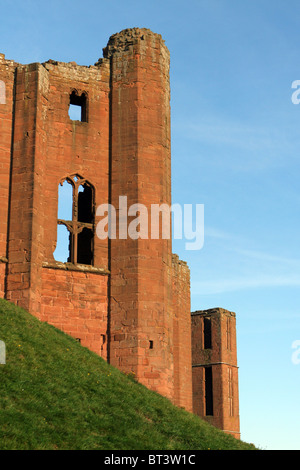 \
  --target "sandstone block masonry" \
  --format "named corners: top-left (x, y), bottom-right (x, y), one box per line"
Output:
top-left (192, 309), bottom-right (240, 439)
top-left (0, 28), bottom-right (240, 438)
